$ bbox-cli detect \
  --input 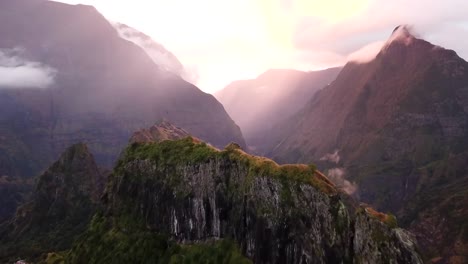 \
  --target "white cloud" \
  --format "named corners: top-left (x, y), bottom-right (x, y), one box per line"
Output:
top-left (327, 168), bottom-right (358, 195)
top-left (347, 41), bottom-right (385, 64)
top-left (0, 48), bottom-right (57, 89)
top-left (320, 149), bottom-right (341, 164)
